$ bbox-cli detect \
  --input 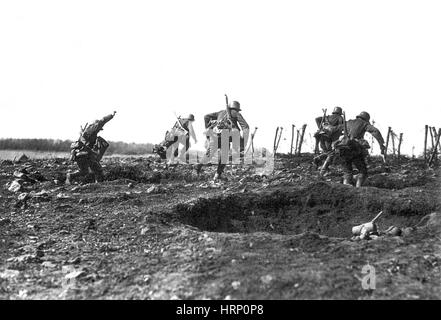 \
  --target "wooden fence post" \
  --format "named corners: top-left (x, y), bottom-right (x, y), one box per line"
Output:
top-left (385, 127), bottom-right (392, 158)
top-left (391, 130), bottom-right (396, 156)
top-left (424, 125), bottom-right (428, 161)
top-left (429, 127), bottom-right (435, 149)
top-left (275, 127), bottom-right (283, 154)
top-left (295, 129), bottom-right (300, 155)
top-left (429, 128), bottom-right (441, 167)
top-left (397, 133), bottom-right (403, 159)
top-left (273, 127), bottom-right (279, 154)
top-left (297, 124), bottom-right (307, 155)
top-left (290, 125), bottom-right (295, 156)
